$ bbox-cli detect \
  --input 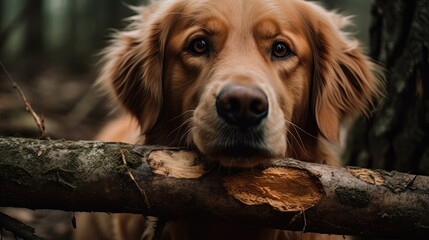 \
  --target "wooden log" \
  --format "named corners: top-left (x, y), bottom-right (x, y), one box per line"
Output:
top-left (0, 137), bottom-right (428, 238)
